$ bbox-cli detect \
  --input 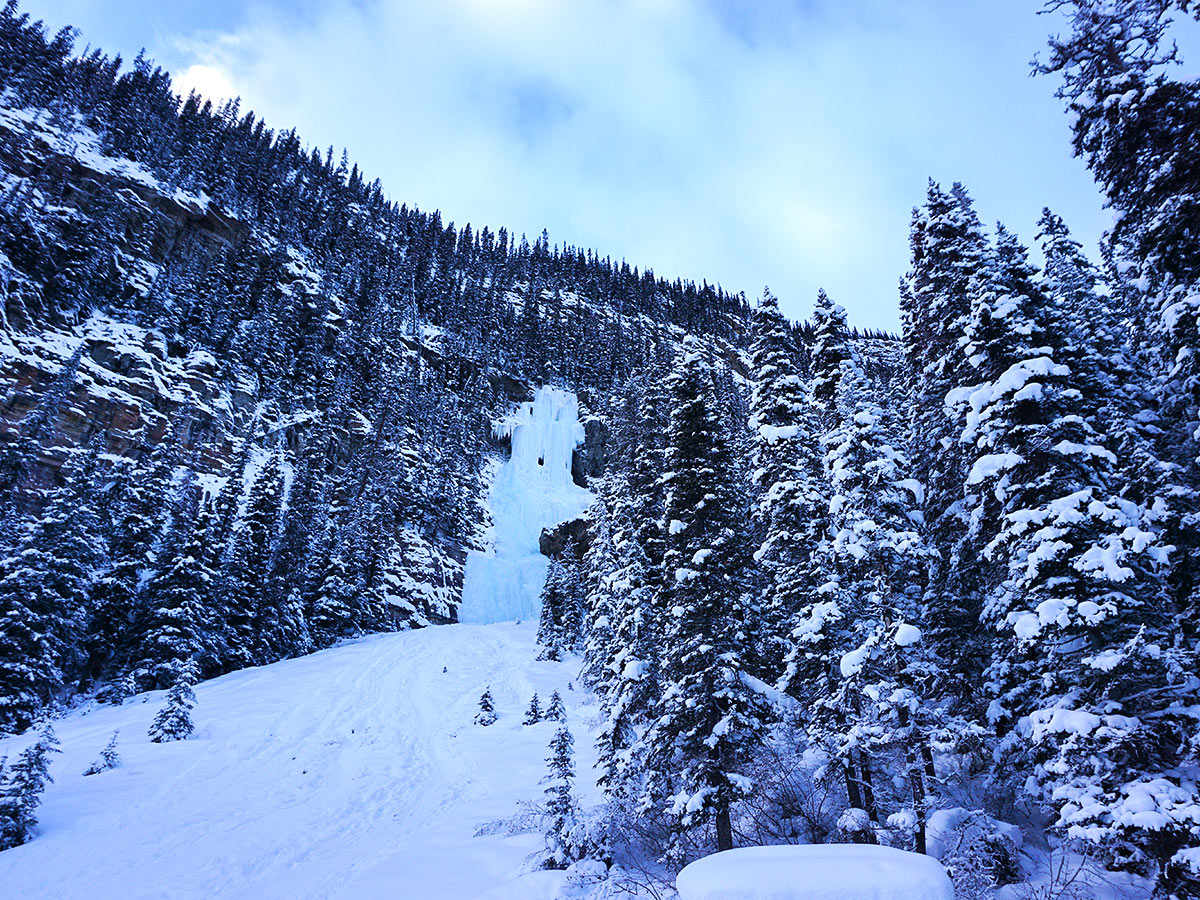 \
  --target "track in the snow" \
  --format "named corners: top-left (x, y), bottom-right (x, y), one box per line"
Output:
top-left (0, 622), bottom-right (600, 900)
